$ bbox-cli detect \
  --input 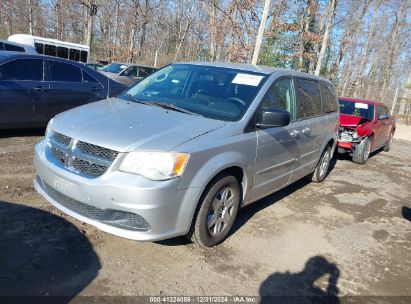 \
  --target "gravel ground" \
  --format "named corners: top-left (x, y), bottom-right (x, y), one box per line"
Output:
top-left (0, 127), bottom-right (410, 300)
